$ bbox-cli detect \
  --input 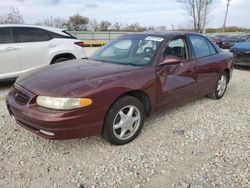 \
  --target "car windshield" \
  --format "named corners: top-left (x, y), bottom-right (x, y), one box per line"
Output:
top-left (89, 35), bottom-right (164, 66)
